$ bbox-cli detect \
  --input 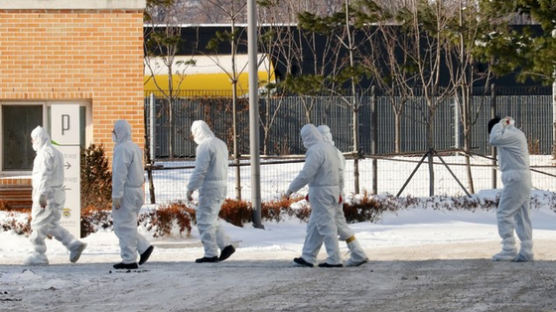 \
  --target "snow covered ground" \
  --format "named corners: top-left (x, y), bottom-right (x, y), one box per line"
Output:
top-left (1, 156), bottom-right (556, 311)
